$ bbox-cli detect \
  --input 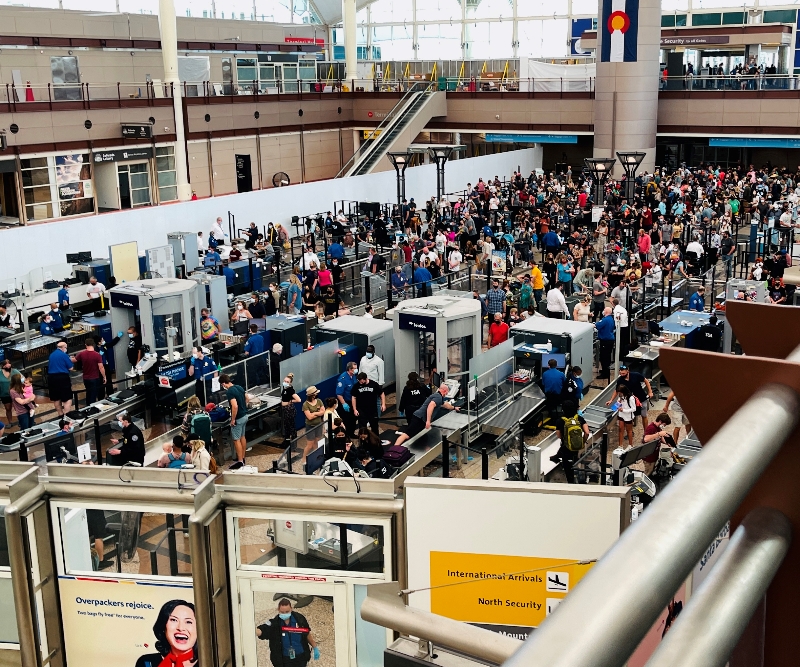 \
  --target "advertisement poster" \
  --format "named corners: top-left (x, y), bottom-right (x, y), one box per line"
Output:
top-left (59, 576), bottom-right (197, 667)
top-left (429, 551), bottom-right (594, 639)
top-left (627, 582), bottom-right (687, 667)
